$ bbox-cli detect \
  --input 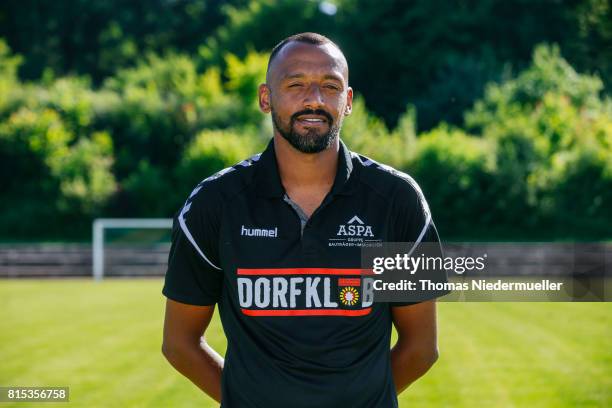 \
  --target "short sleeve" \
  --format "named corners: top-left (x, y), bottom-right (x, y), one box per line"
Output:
top-left (391, 179), bottom-right (450, 306)
top-left (162, 186), bottom-right (223, 306)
